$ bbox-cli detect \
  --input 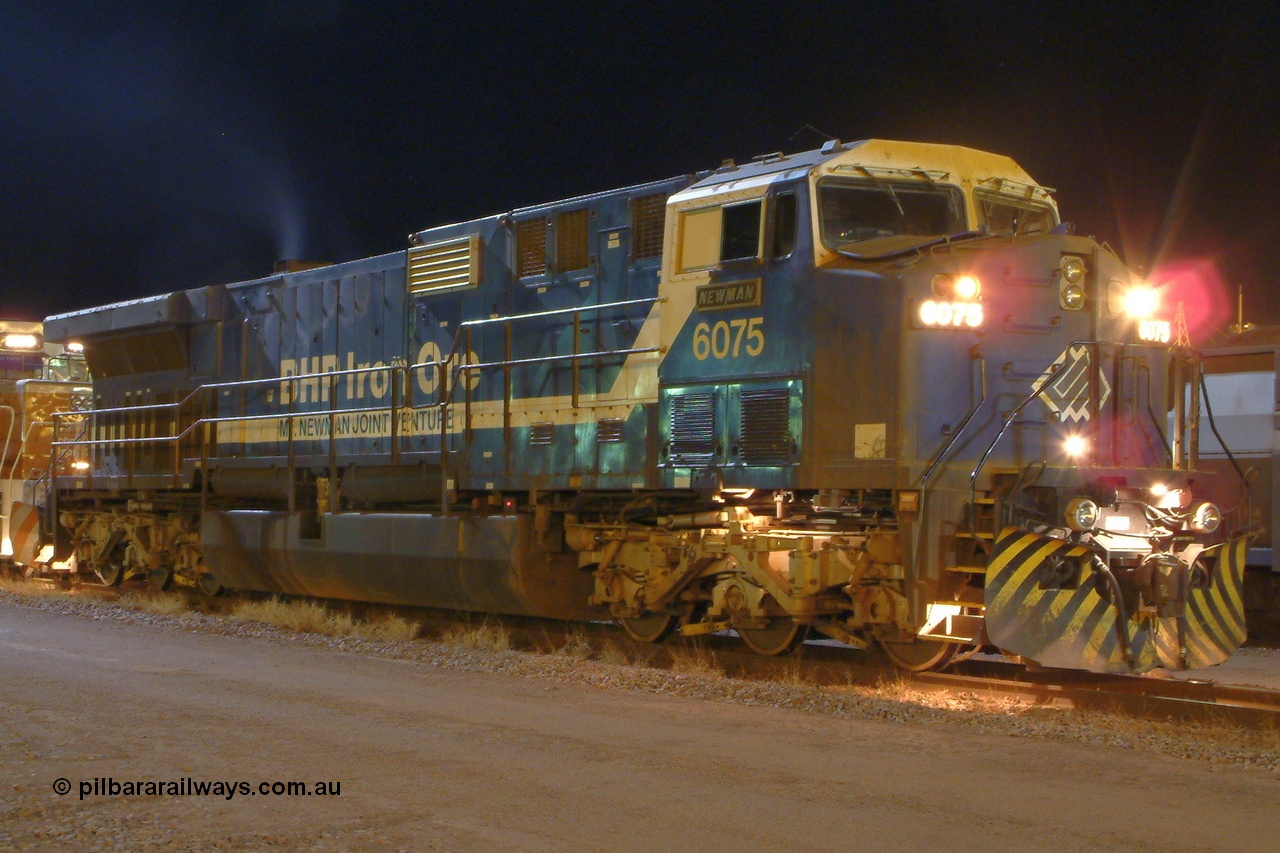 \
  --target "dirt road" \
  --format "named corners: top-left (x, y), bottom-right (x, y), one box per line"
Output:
top-left (1, 599), bottom-right (1276, 851)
